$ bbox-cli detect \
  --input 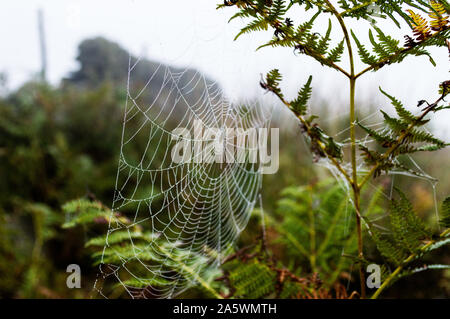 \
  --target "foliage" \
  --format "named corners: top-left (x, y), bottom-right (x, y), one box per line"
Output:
top-left (441, 197), bottom-right (450, 228)
top-left (56, 180), bottom-right (381, 299)
top-left (367, 192), bottom-right (450, 298)
top-left (0, 80), bottom-right (123, 297)
top-left (61, 199), bottom-right (224, 298)
top-left (218, 181), bottom-right (383, 298)
top-left (0, 37), bottom-right (219, 298)
top-left (0, 28), bottom-right (449, 298)
top-left (216, 181), bottom-right (384, 298)
top-left (358, 87), bottom-right (447, 179)
top-left (261, 70), bottom-right (344, 162)
top-left (269, 182), bottom-right (357, 285)
top-left (219, 0), bottom-right (450, 298)
top-left (220, 246), bottom-right (358, 298)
